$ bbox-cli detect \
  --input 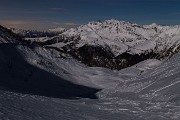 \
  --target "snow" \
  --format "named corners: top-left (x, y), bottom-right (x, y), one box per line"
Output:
top-left (97, 52), bottom-right (180, 119)
top-left (0, 42), bottom-right (179, 119)
top-left (129, 40), bottom-right (156, 54)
